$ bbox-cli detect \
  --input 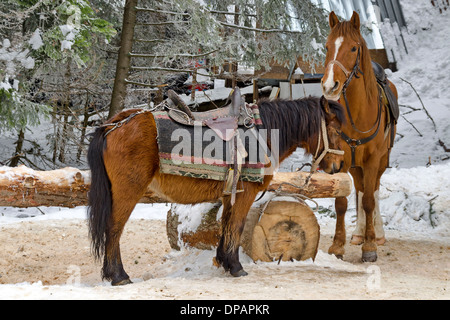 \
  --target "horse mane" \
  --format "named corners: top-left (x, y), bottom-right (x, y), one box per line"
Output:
top-left (257, 97), bottom-right (345, 156)
top-left (330, 21), bottom-right (378, 104)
